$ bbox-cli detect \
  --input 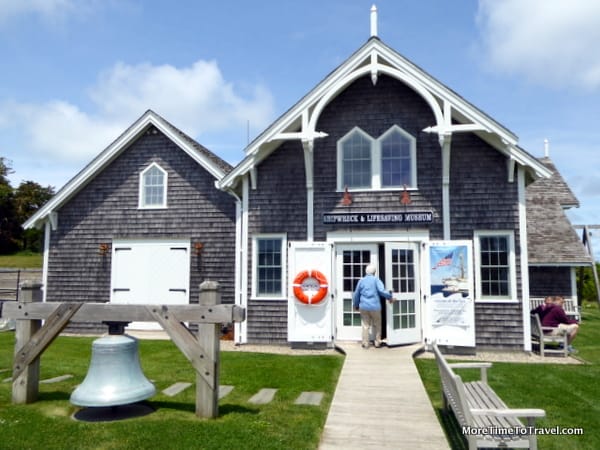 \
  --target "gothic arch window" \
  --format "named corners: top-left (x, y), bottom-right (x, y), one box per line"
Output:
top-left (379, 125), bottom-right (416, 188)
top-left (337, 125), bottom-right (416, 190)
top-left (139, 162), bottom-right (168, 209)
top-left (337, 127), bottom-right (375, 190)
